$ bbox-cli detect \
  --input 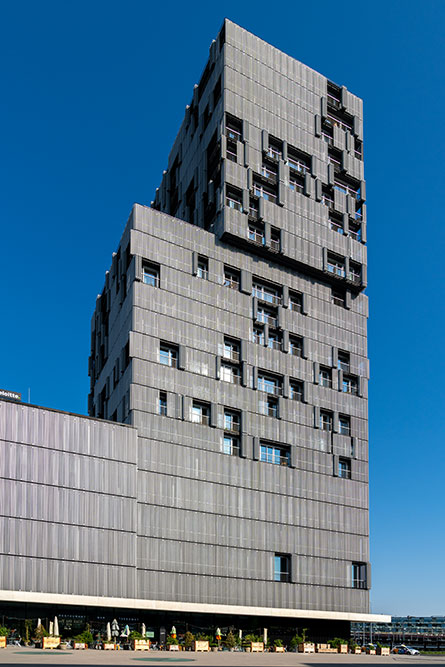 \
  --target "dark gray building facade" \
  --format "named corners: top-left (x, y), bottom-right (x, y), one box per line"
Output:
top-left (0, 20), bottom-right (389, 636)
